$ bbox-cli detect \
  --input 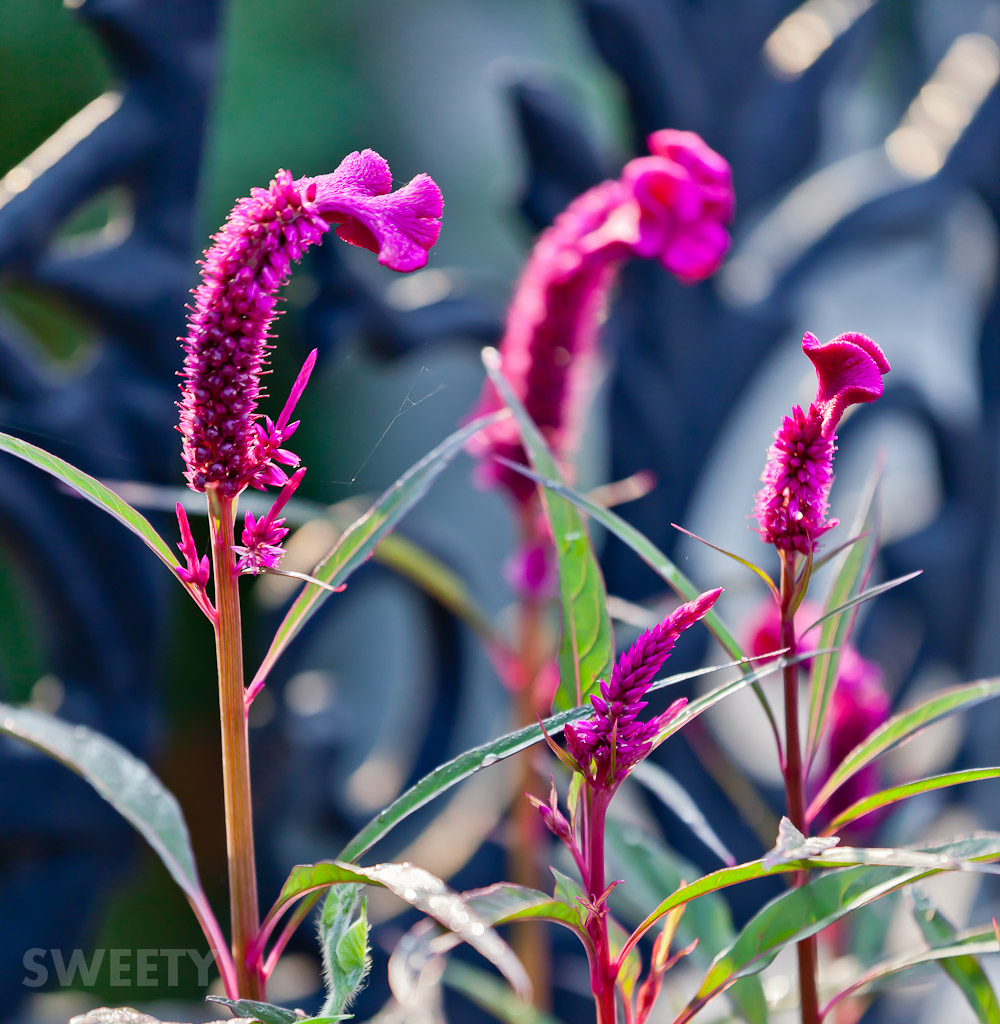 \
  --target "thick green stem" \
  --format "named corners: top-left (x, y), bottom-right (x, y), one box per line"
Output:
top-left (779, 555), bottom-right (819, 1024)
top-left (208, 486), bottom-right (265, 999)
